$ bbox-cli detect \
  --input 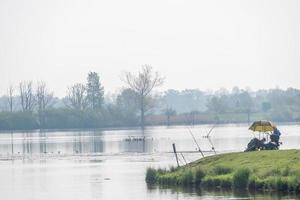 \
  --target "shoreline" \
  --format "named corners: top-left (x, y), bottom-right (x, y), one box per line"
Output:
top-left (146, 150), bottom-right (300, 193)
